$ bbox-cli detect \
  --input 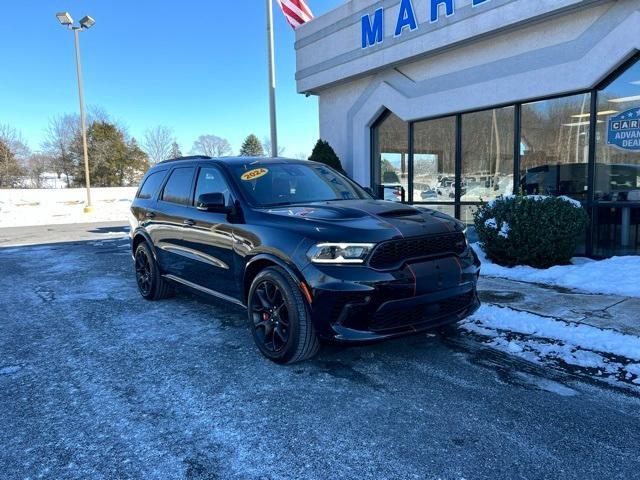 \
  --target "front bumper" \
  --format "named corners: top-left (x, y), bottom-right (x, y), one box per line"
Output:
top-left (302, 248), bottom-right (481, 343)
